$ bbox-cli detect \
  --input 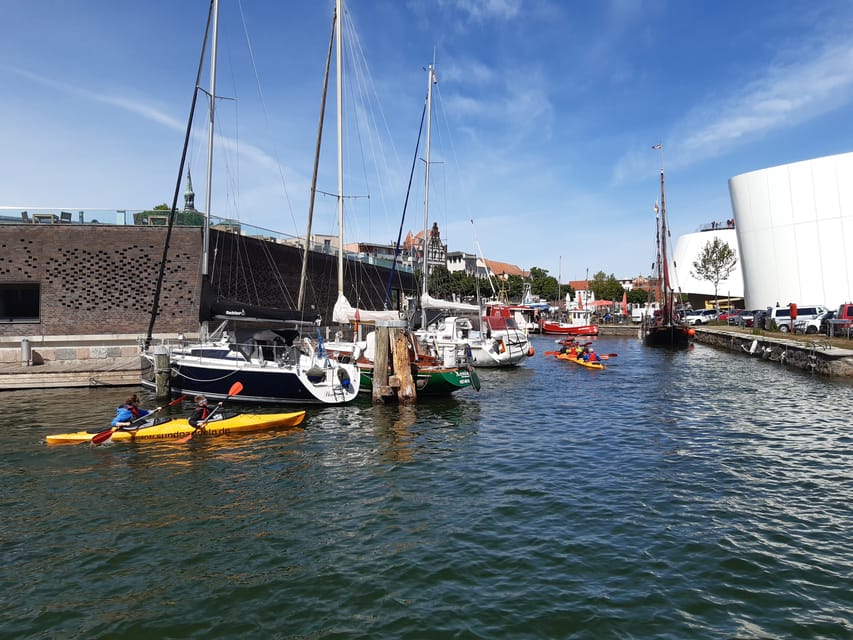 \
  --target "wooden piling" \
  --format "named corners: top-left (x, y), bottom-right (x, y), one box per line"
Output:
top-left (153, 345), bottom-right (171, 399)
top-left (372, 325), bottom-right (391, 403)
top-left (391, 328), bottom-right (417, 404)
